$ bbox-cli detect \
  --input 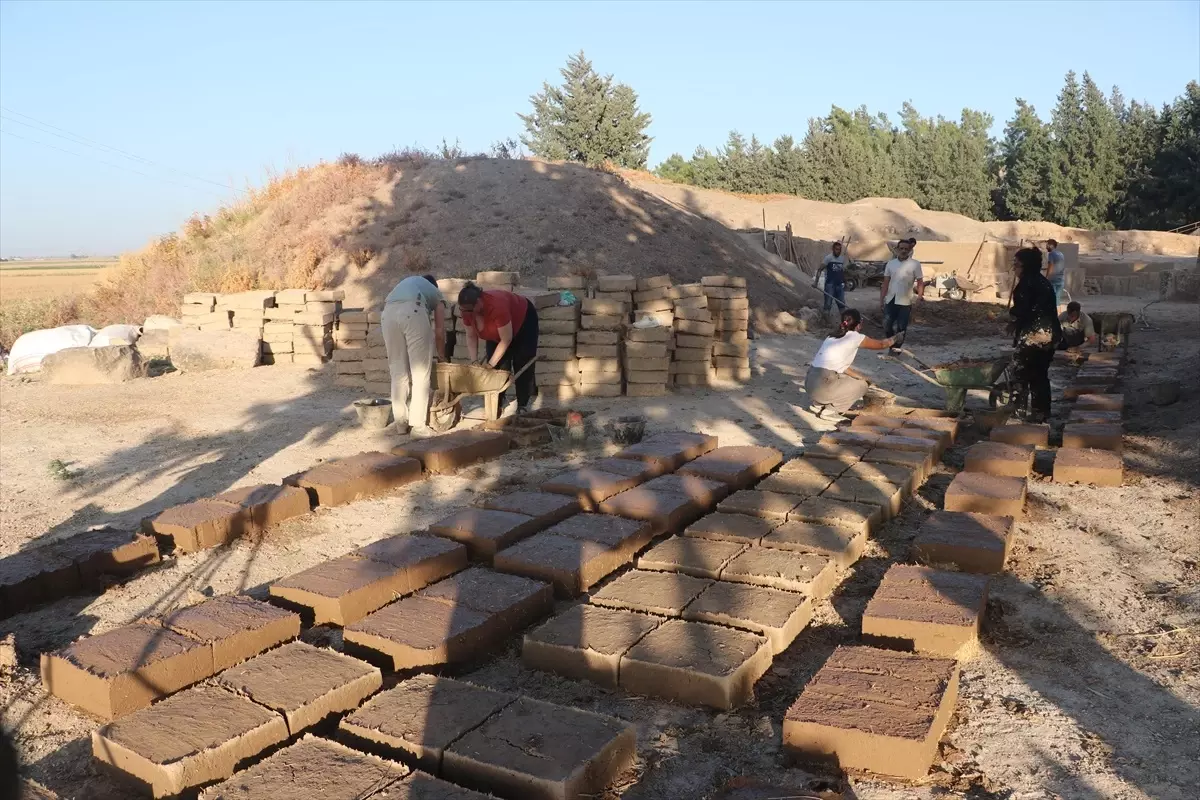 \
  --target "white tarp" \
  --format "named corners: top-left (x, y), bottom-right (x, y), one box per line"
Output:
top-left (90, 324), bottom-right (143, 347)
top-left (6, 325), bottom-right (97, 375)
